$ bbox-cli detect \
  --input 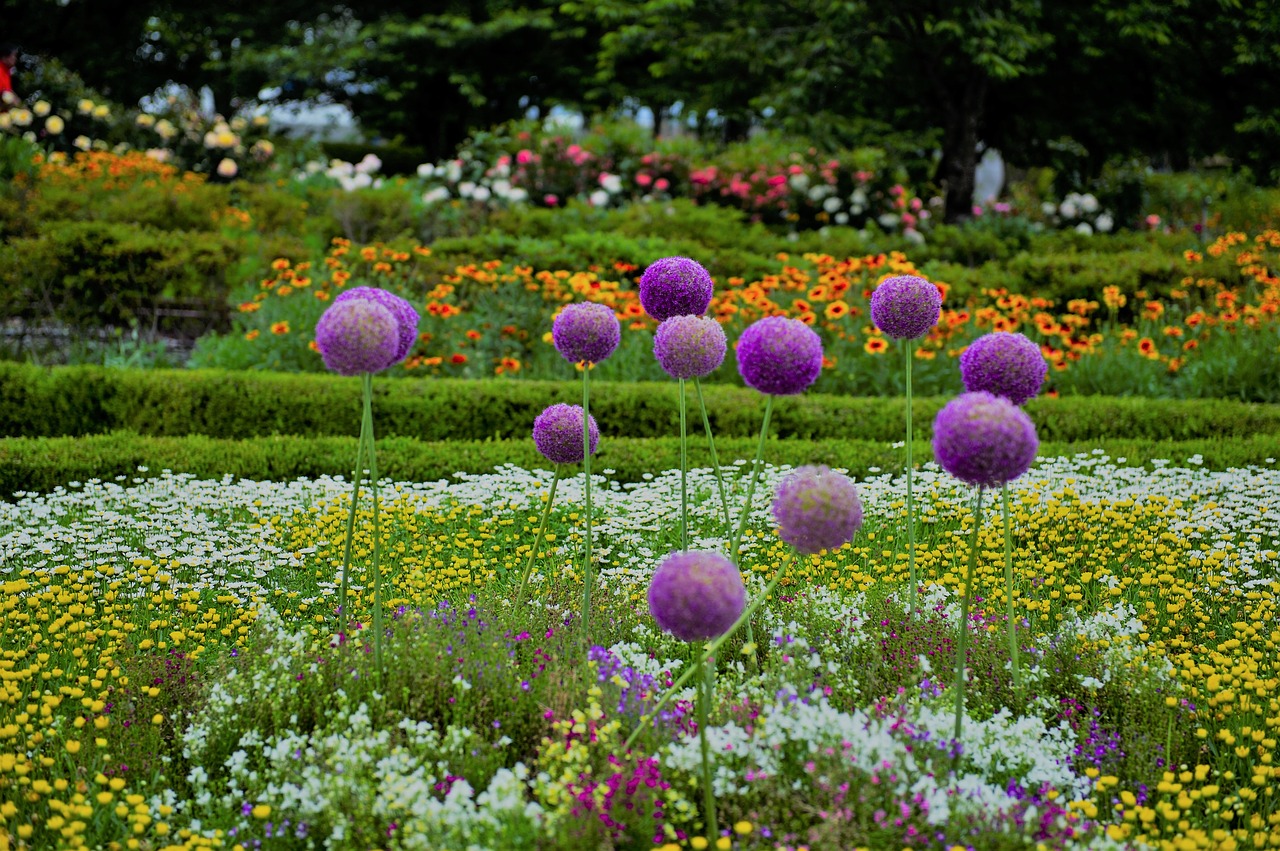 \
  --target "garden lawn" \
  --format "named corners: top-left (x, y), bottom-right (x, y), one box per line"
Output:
top-left (1, 452), bottom-right (1278, 850)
